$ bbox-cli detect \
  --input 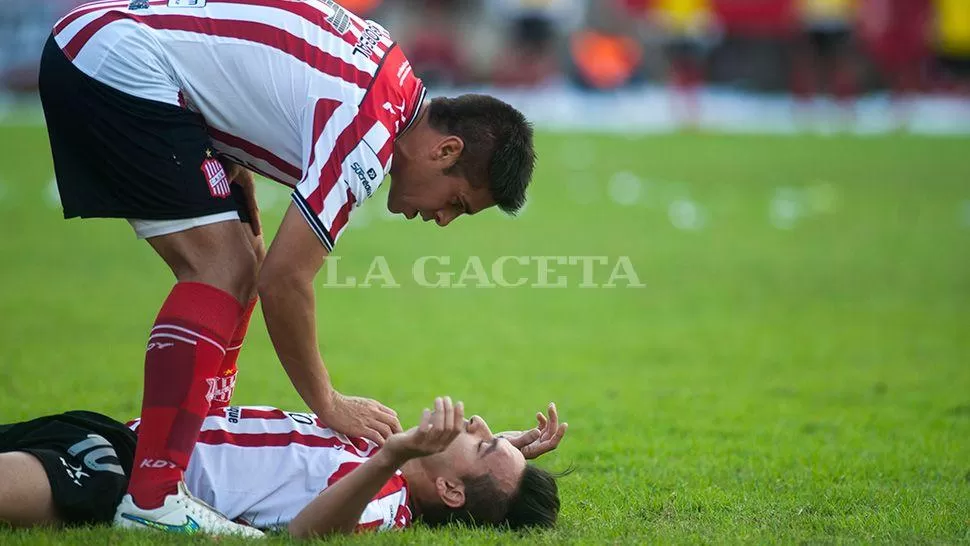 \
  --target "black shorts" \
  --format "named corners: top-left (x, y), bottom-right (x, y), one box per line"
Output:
top-left (38, 35), bottom-right (250, 222)
top-left (0, 411), bottom-right (137, 525)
